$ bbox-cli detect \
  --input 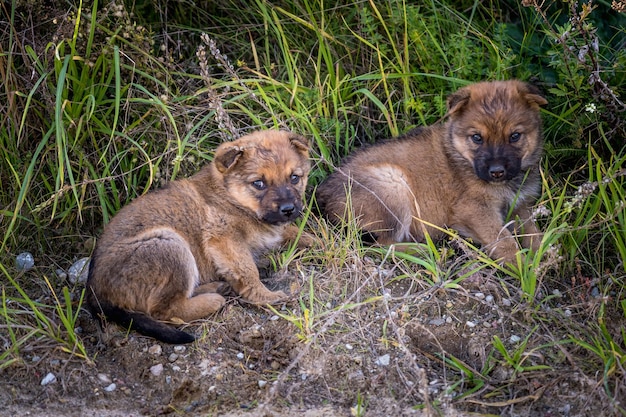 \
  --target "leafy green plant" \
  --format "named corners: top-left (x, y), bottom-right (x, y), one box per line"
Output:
top-left (492, 328), bottom-right (551, 377)
top-left (439, 353), bottom-right (488, 400)
top-left (569, 315), bottom-right (626, 405)
top-left (0, 264), bottom-right (89, 369)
